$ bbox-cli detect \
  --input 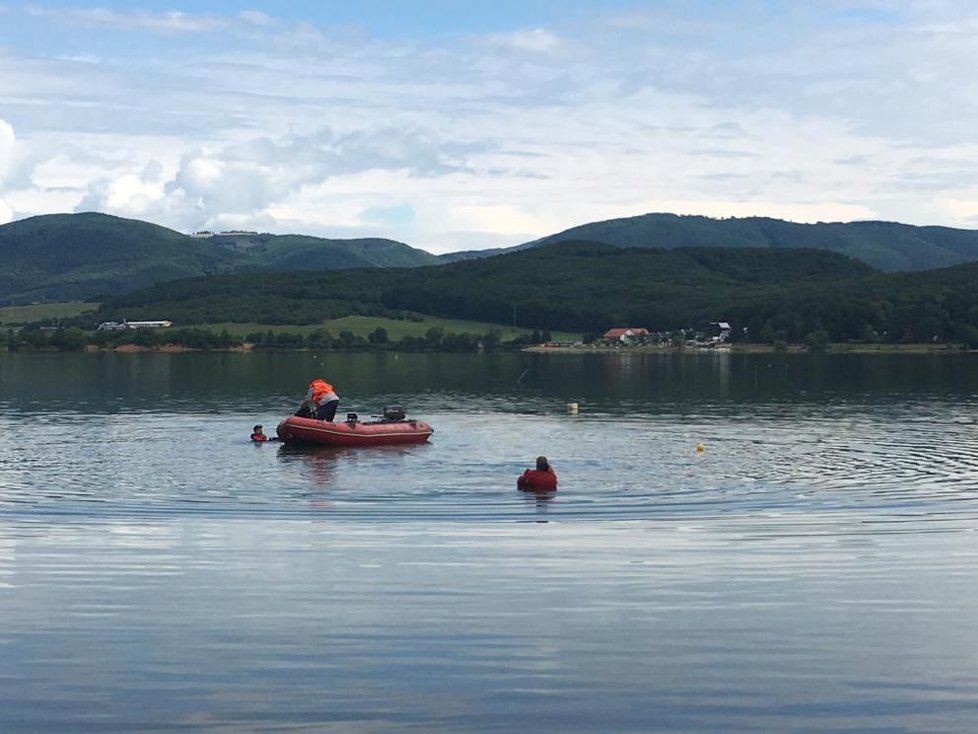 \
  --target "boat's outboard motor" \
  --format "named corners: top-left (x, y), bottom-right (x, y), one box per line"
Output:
top-left (382, 406), bottom-right (406, 422)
